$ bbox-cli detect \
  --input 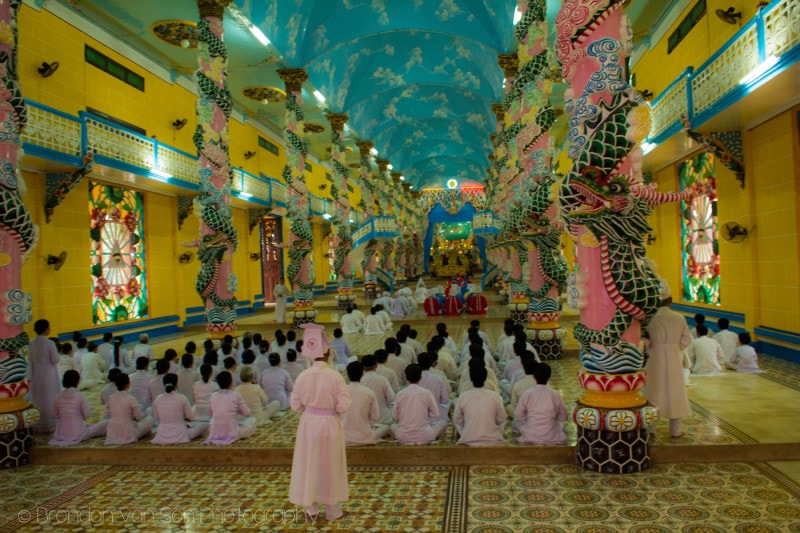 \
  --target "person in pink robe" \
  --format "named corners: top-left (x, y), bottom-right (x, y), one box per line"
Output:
top-left (29, 319), bottom-right (61, 433)
top-left (152, 373), bottom-right (208, 445)
top-left (342, 361), bottom-right (390, 446)
top-left (453, 366), bottom-right (506, 446)
top-left (290, 323), bottom-right (352, 522)
top-left (360, 355), bottom-right (395, 425)
top-left (259, 354), bottom-right (294, 410)
top-left (417, 353), bottom-right (450, 422)
top-left (391, 364), bottom-right (448, 445)
top-left (192, 364), bottom-right (219, 422)
top-left (49, 370), bottom-right (108, 446)
top-left (515, 363), bottom-right (567, 445)
top-left (105, 373), bottom-right (154, 445)
top-left (204, 371), bottom-right (256, 446)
